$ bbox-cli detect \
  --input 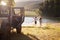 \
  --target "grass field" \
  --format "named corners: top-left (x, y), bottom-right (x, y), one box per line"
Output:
top-left (21, 26), bottom-right (60, 40)
top-left (1, 26), bottom-right (60, 40)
